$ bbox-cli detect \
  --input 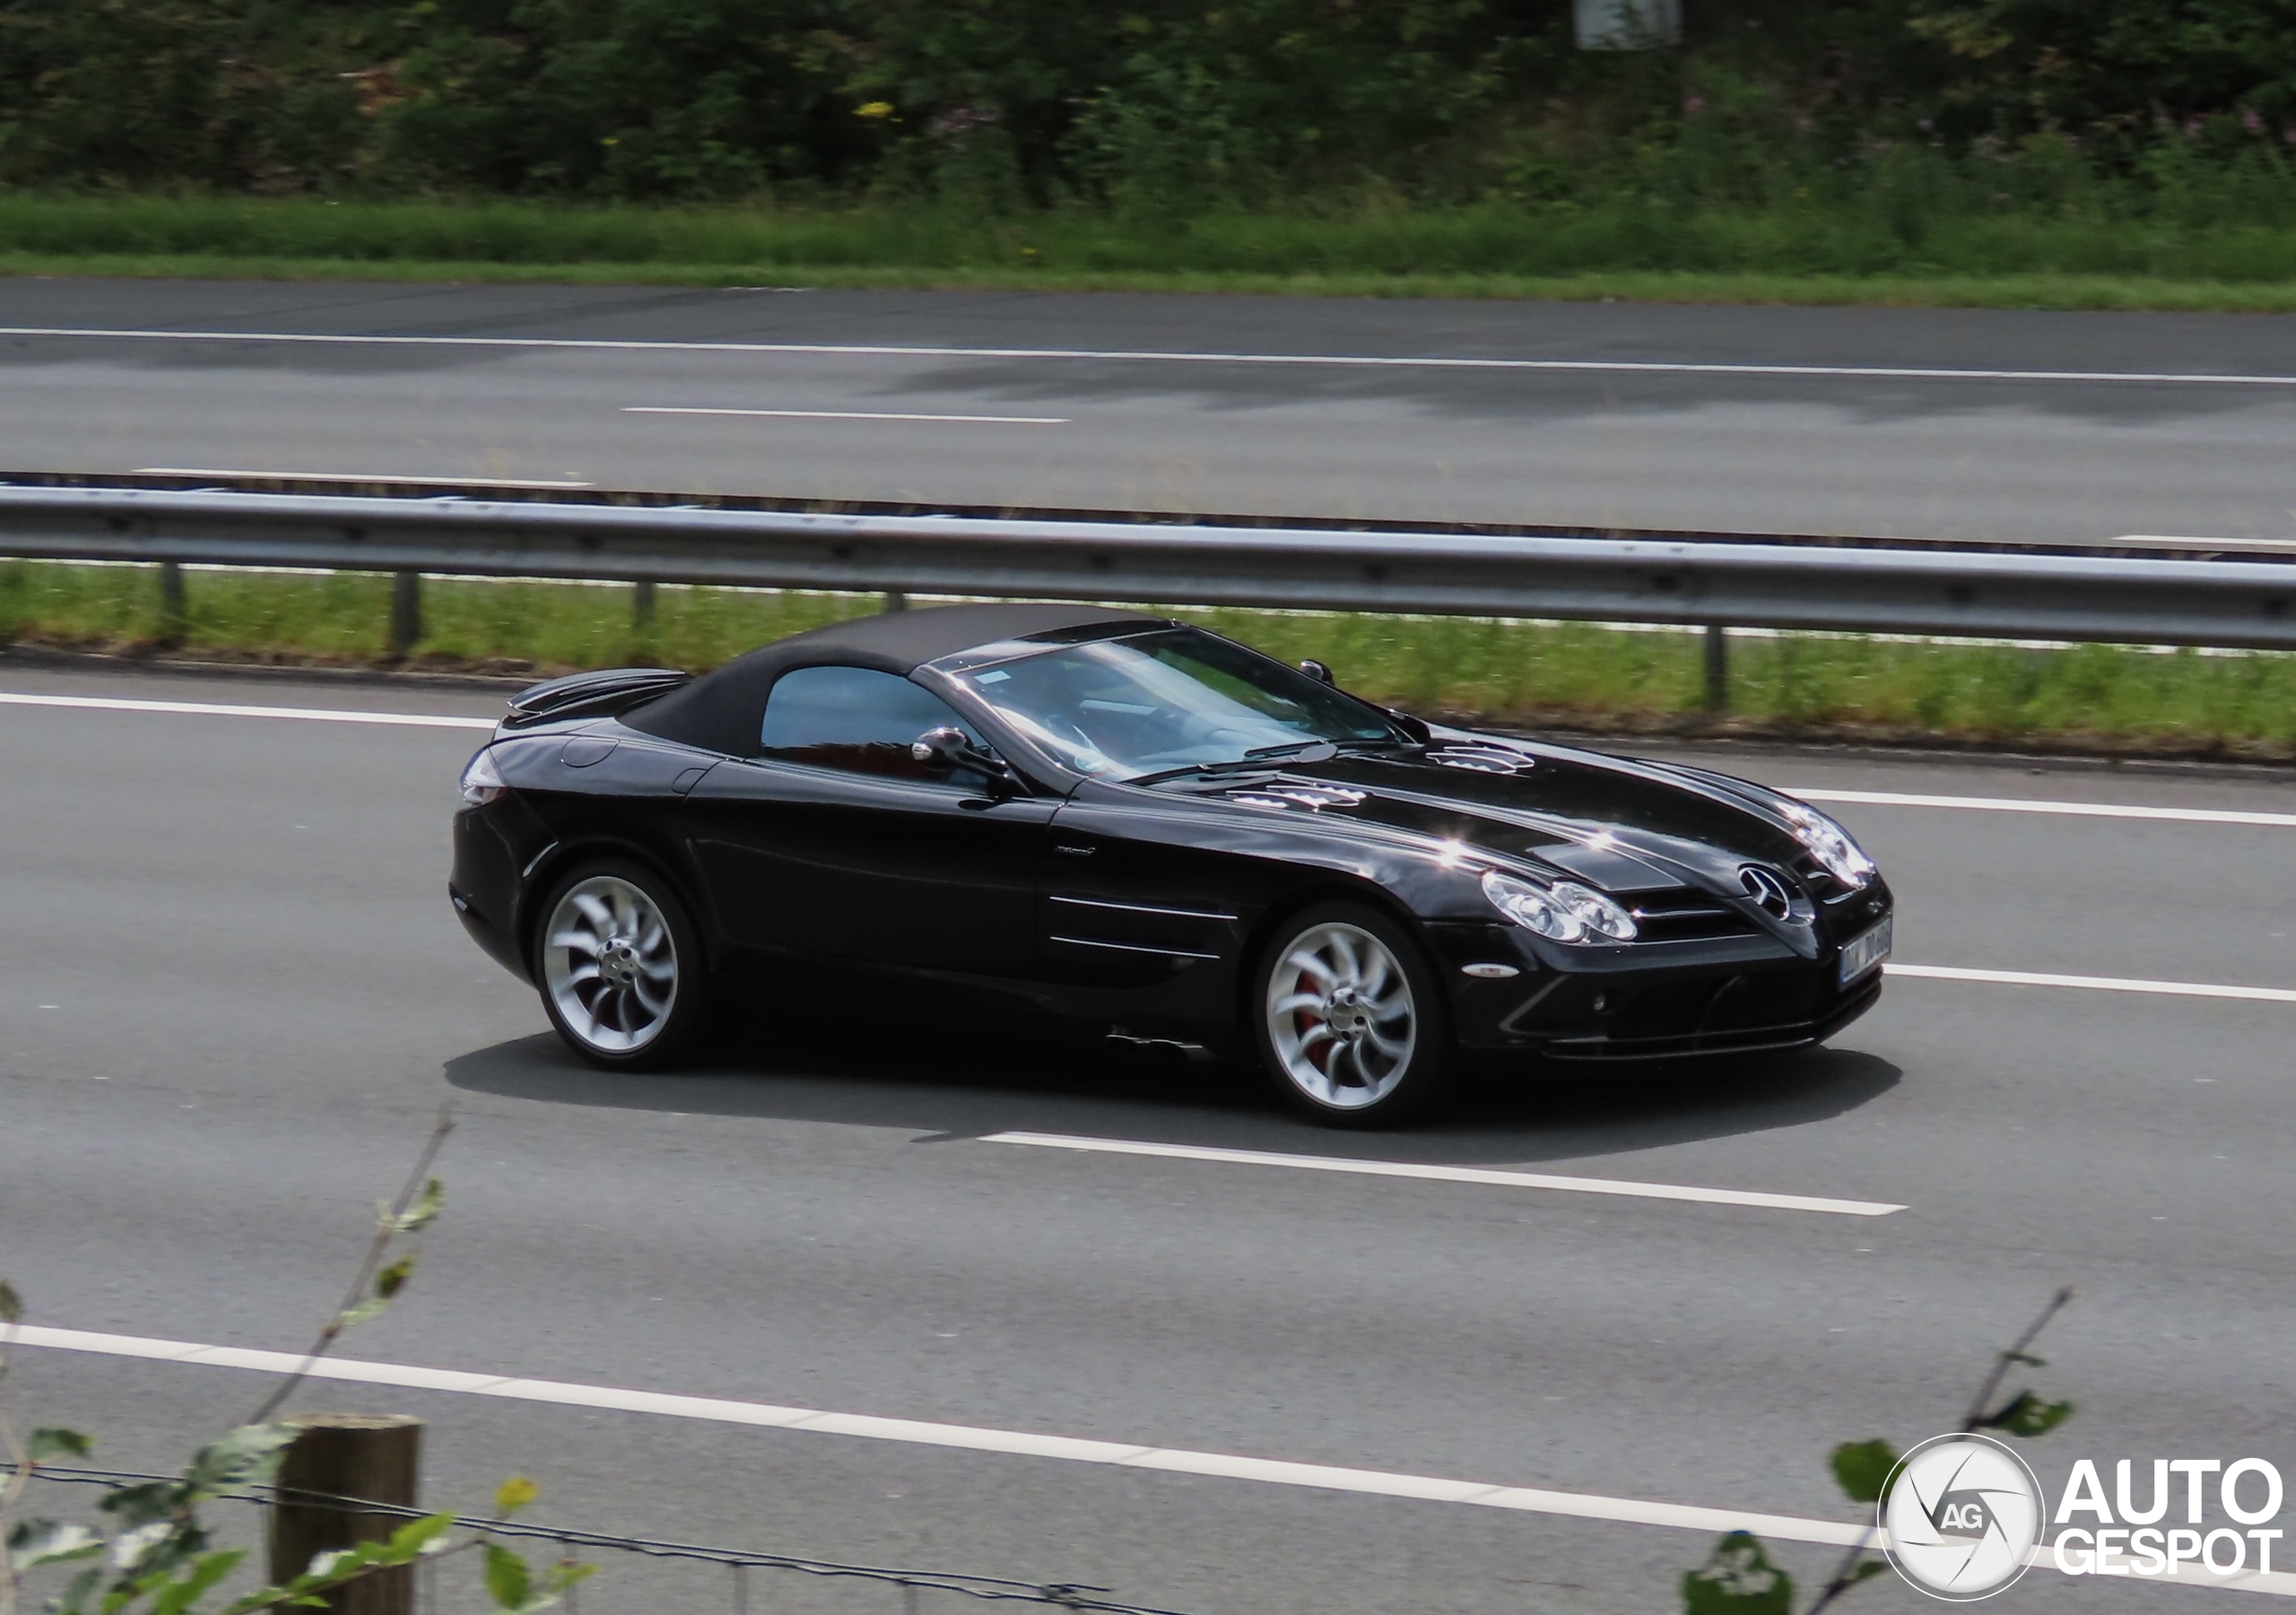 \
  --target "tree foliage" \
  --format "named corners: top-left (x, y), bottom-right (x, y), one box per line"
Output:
top-left (0, 1), bottom-right (2292, 204)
